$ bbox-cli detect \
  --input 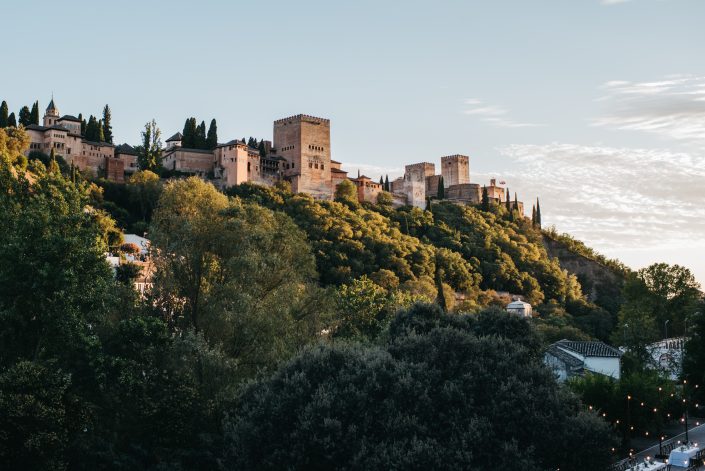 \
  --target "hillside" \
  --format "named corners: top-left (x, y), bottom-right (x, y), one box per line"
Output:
top-left (224, 182), bottom-right (620, 340)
